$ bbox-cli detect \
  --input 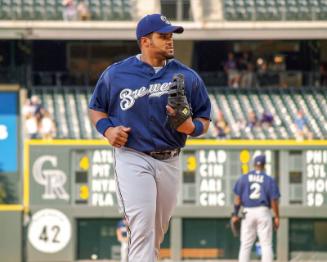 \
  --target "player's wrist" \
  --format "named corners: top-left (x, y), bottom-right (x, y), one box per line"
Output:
top-left (232, 204), bottom-right (241, 217)
top-left (190, 119), bottom-right (203, 137)
top-left (183, 120), bottom-right (195, 135)
top-left (104, 127), bottom-right (115, 137)
top-left (96, 118), bottom-right (115, 136)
